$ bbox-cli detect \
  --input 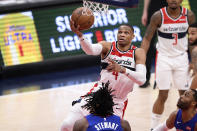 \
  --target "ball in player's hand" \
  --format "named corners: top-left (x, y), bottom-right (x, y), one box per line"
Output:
top-left (71, 7), bottom-right (94, 31)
